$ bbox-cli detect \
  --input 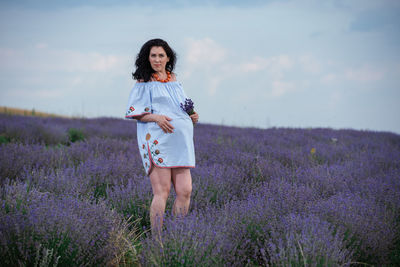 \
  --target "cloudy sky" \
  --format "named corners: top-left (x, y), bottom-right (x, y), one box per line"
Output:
top-left (1, 0), bottom-right (399, 134)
